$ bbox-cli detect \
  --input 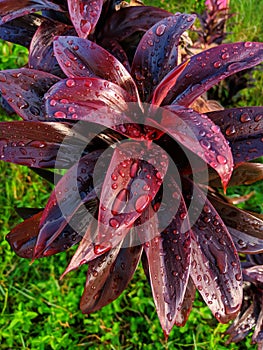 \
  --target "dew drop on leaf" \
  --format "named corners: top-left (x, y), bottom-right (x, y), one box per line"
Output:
top-left (156, 24), bottom-right (166, 36)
